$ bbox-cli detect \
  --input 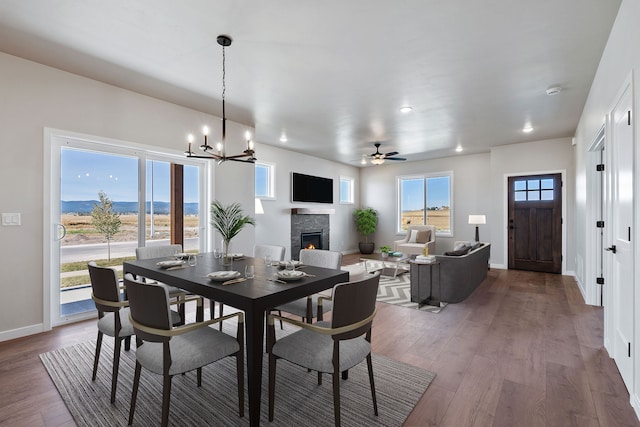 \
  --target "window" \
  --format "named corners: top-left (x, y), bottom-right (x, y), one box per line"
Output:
top-left (255, 161), bottom-right (275, 199)
top-left (397, 173), bottom-right (452, 235)
top-left (339, 176), bottom-right (354, 204)
top-left (513, 177), bottom-right (555, 201)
